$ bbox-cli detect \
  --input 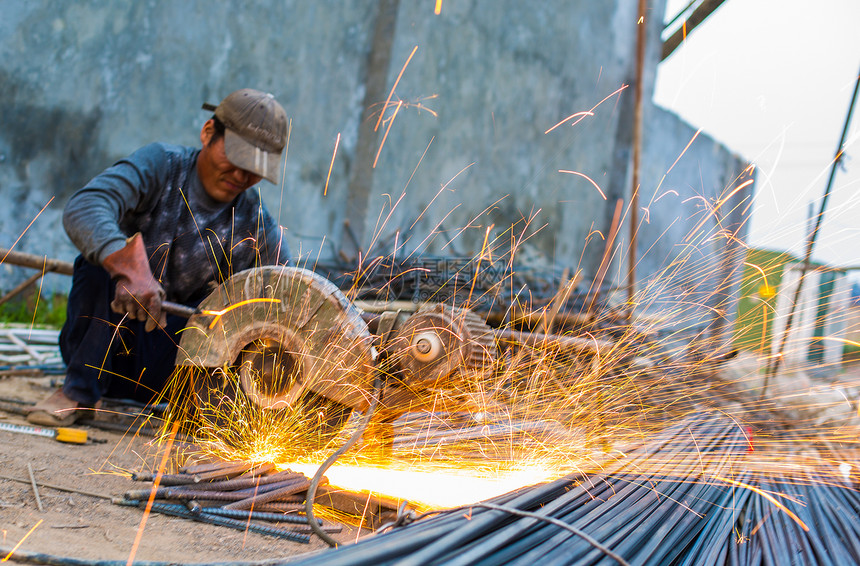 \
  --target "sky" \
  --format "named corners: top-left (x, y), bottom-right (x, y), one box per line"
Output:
top-left (654, 0), bottom-right (860, 274)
